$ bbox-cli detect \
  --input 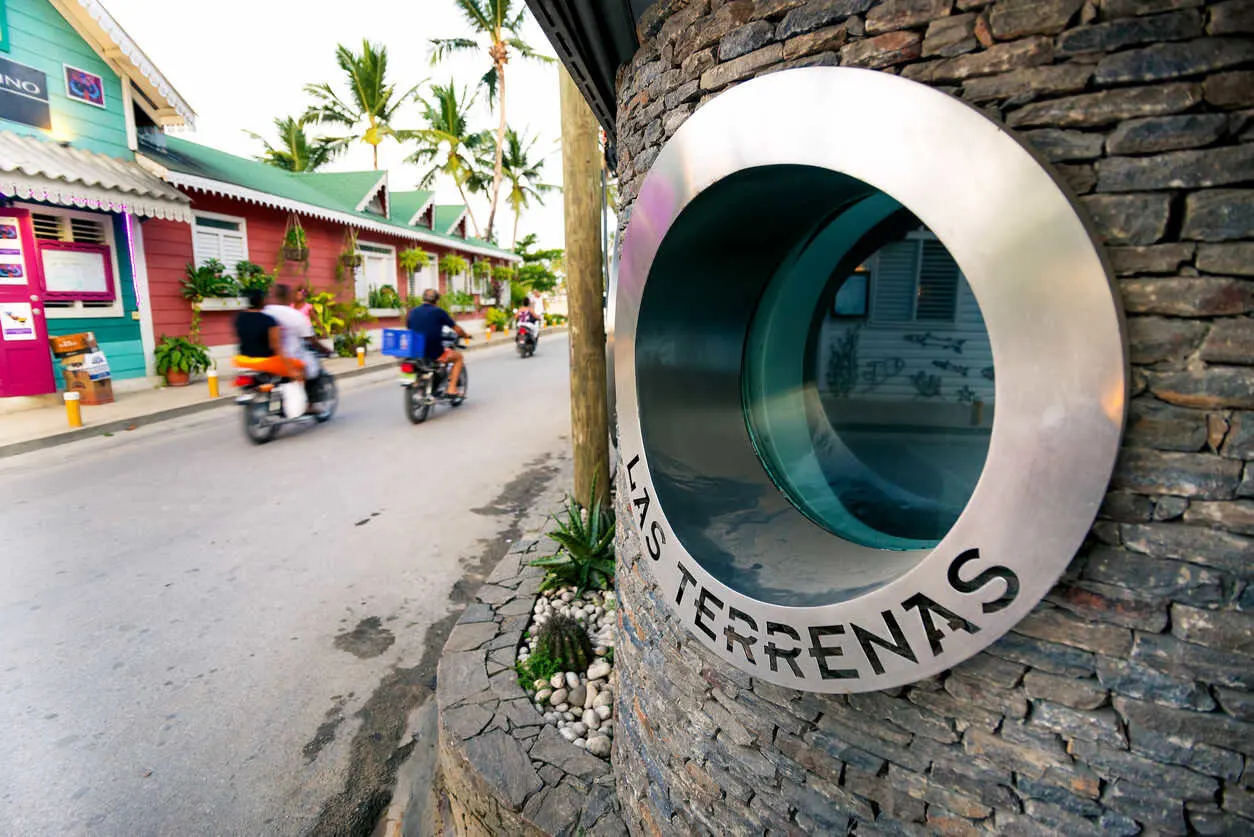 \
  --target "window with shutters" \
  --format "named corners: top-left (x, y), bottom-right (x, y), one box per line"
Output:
top-left (869, 231), bottom-right (962, 327)
top-left (191, 212), bottom-right (248, 270)
top-left (26, 206), bottom-right (123, 318)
